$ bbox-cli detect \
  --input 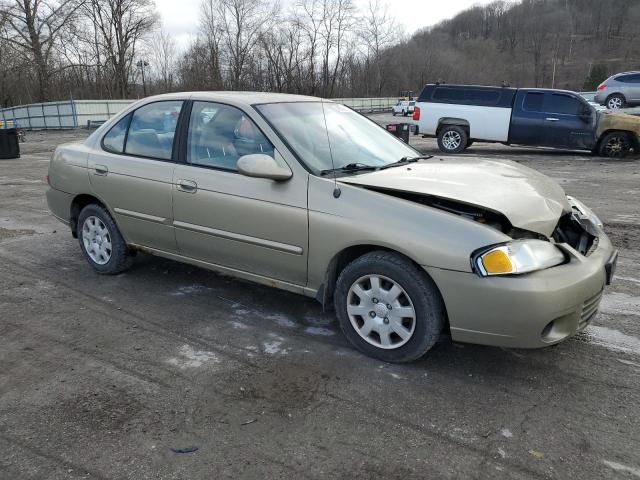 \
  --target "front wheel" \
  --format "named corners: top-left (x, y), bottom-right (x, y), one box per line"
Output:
top-left (77, 204), bottom-right (134, 274)
top-left (334, 251), bottom-right (445, 363)
top-left (437, 125), bottom-right (468, 154)
top-left (599, 132), bottom-right (632, 158)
